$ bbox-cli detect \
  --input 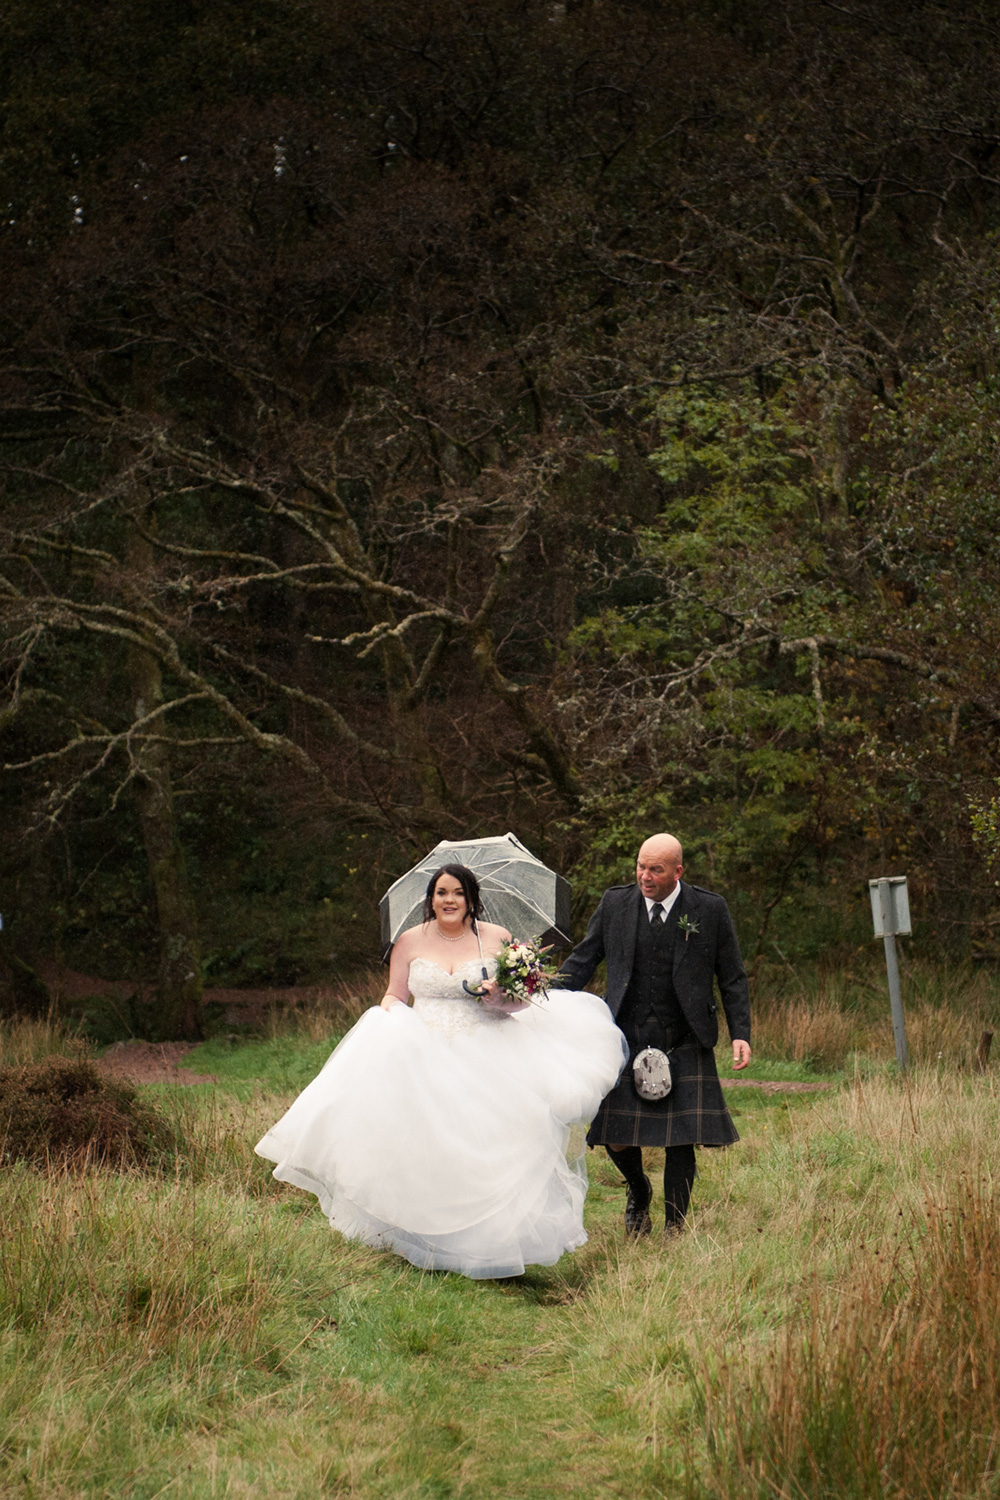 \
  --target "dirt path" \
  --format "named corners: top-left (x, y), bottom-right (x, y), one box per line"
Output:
top-left (95, 1041), bottom-right (218, 1086)
top-left (720, 1076), bottom-right (835, 1093)
top-left (94, 1039), bottom-right (836, 1092)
